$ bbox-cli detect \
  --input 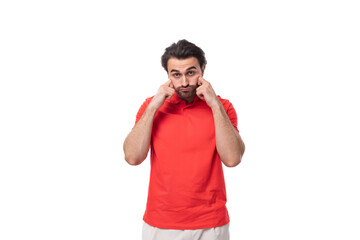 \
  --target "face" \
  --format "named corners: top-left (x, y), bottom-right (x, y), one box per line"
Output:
top-left (167, 57), bottom-right (205, 103)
